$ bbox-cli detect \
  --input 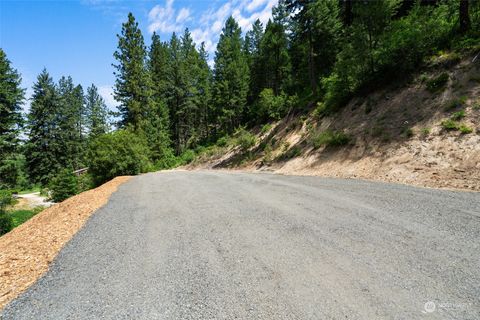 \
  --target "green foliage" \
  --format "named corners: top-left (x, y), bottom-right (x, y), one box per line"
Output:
top-left (459, 125), bottom-right (473, 134)
top-left (179, 149), bottom-right (196, 164)
top-left (85, 84), bottom-right (110, 137)
top-left (0, 49), bottom-right (25, 164)
top-left (234, 128), bottom-right (257, 150)
top-left (426, 73), bottom-right (449, 92)
top-left (213, 17), bottom-right (250, 133)
top-left (113, 13), bottom-right (151, 130)
top-left (77, 173), bottom-right (94, 193)
top-left (257, 89), bottom-right (289, 121)
top-left (261, 124), bottom-right (272, 134)
top-left (0, 153), bottom-right (28, 189)
top-left (451, 110), bottom-right (466, 120)
top-left (310, 130), bottom-right (350, 148)
top-left (421, 128), bottom-right (431, 136)
top-left (216, 136), bottom-right (230, 147)
top-left (9, 207), bottom-right (43, 229)
top-left (50, 169), bottom-right (78, 202)
top-left (441, 119), bottom-right (459, 130)
top-left (87, 130), bottom-right (152, 185)
top-left (0, 190), bottom-right (13, 235)
top-left (26, 69), bottom-right (63, 186)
